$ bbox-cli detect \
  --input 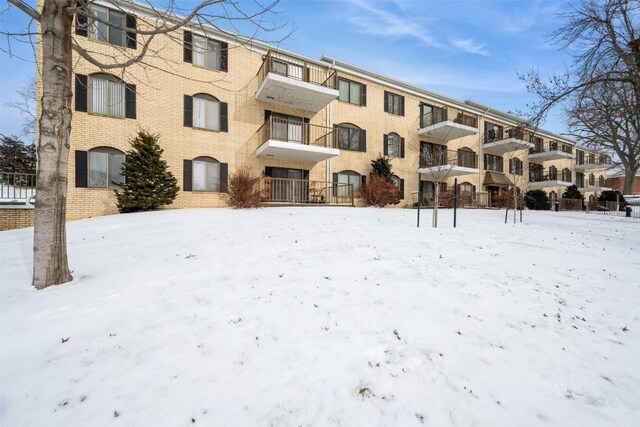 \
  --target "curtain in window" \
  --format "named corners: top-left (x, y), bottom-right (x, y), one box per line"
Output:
top-left (206, 161), bottom-right (220, 191)
top-left (89, 151), bottom-right (108, 187)
top-left (193, 160), bottom-right (206, 191)
top-left (193, 35), bottom-right (206, 67)
top-left (338, 80), bottom-right (349, 102)
top-left (193, 97), bottom-right (206, 128)
top-left (207, 99), bottom-right (219, 131)
top-left (207, 39), bottom-right (221, 70)
top-left (108, 11), bottom-right (124, 46)
top-left (349, 83), bottom-right (360, 105)
top-left (90, 77), bottom-right (107, 115)
top-left (90, 5), bottom-right (109, 42)
top-left (109, 80), bottom-right (124, 117)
